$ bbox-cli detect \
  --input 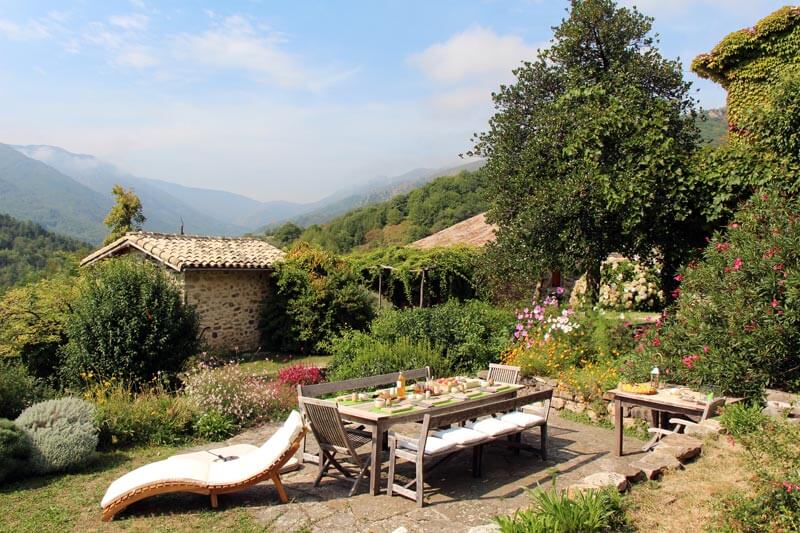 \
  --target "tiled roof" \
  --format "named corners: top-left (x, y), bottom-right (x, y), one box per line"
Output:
top-left (409, 212), bottom-right (497, 250)
top-left (80, 232), bottom-right (285, 271)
